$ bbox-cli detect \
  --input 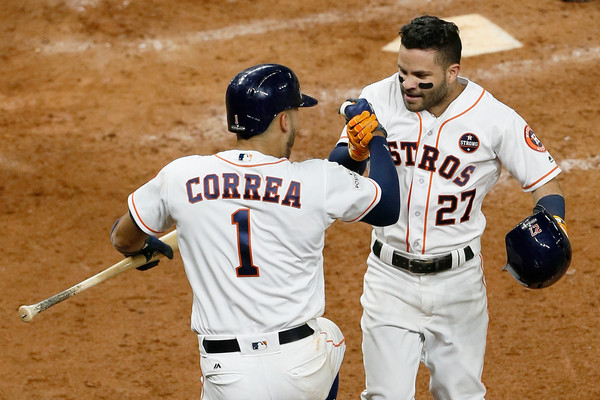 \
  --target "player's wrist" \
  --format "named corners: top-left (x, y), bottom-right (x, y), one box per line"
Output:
top-left (348, 143), bottom-right (370, 161)
top-left (533, 194), bottom-right (565, 219)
